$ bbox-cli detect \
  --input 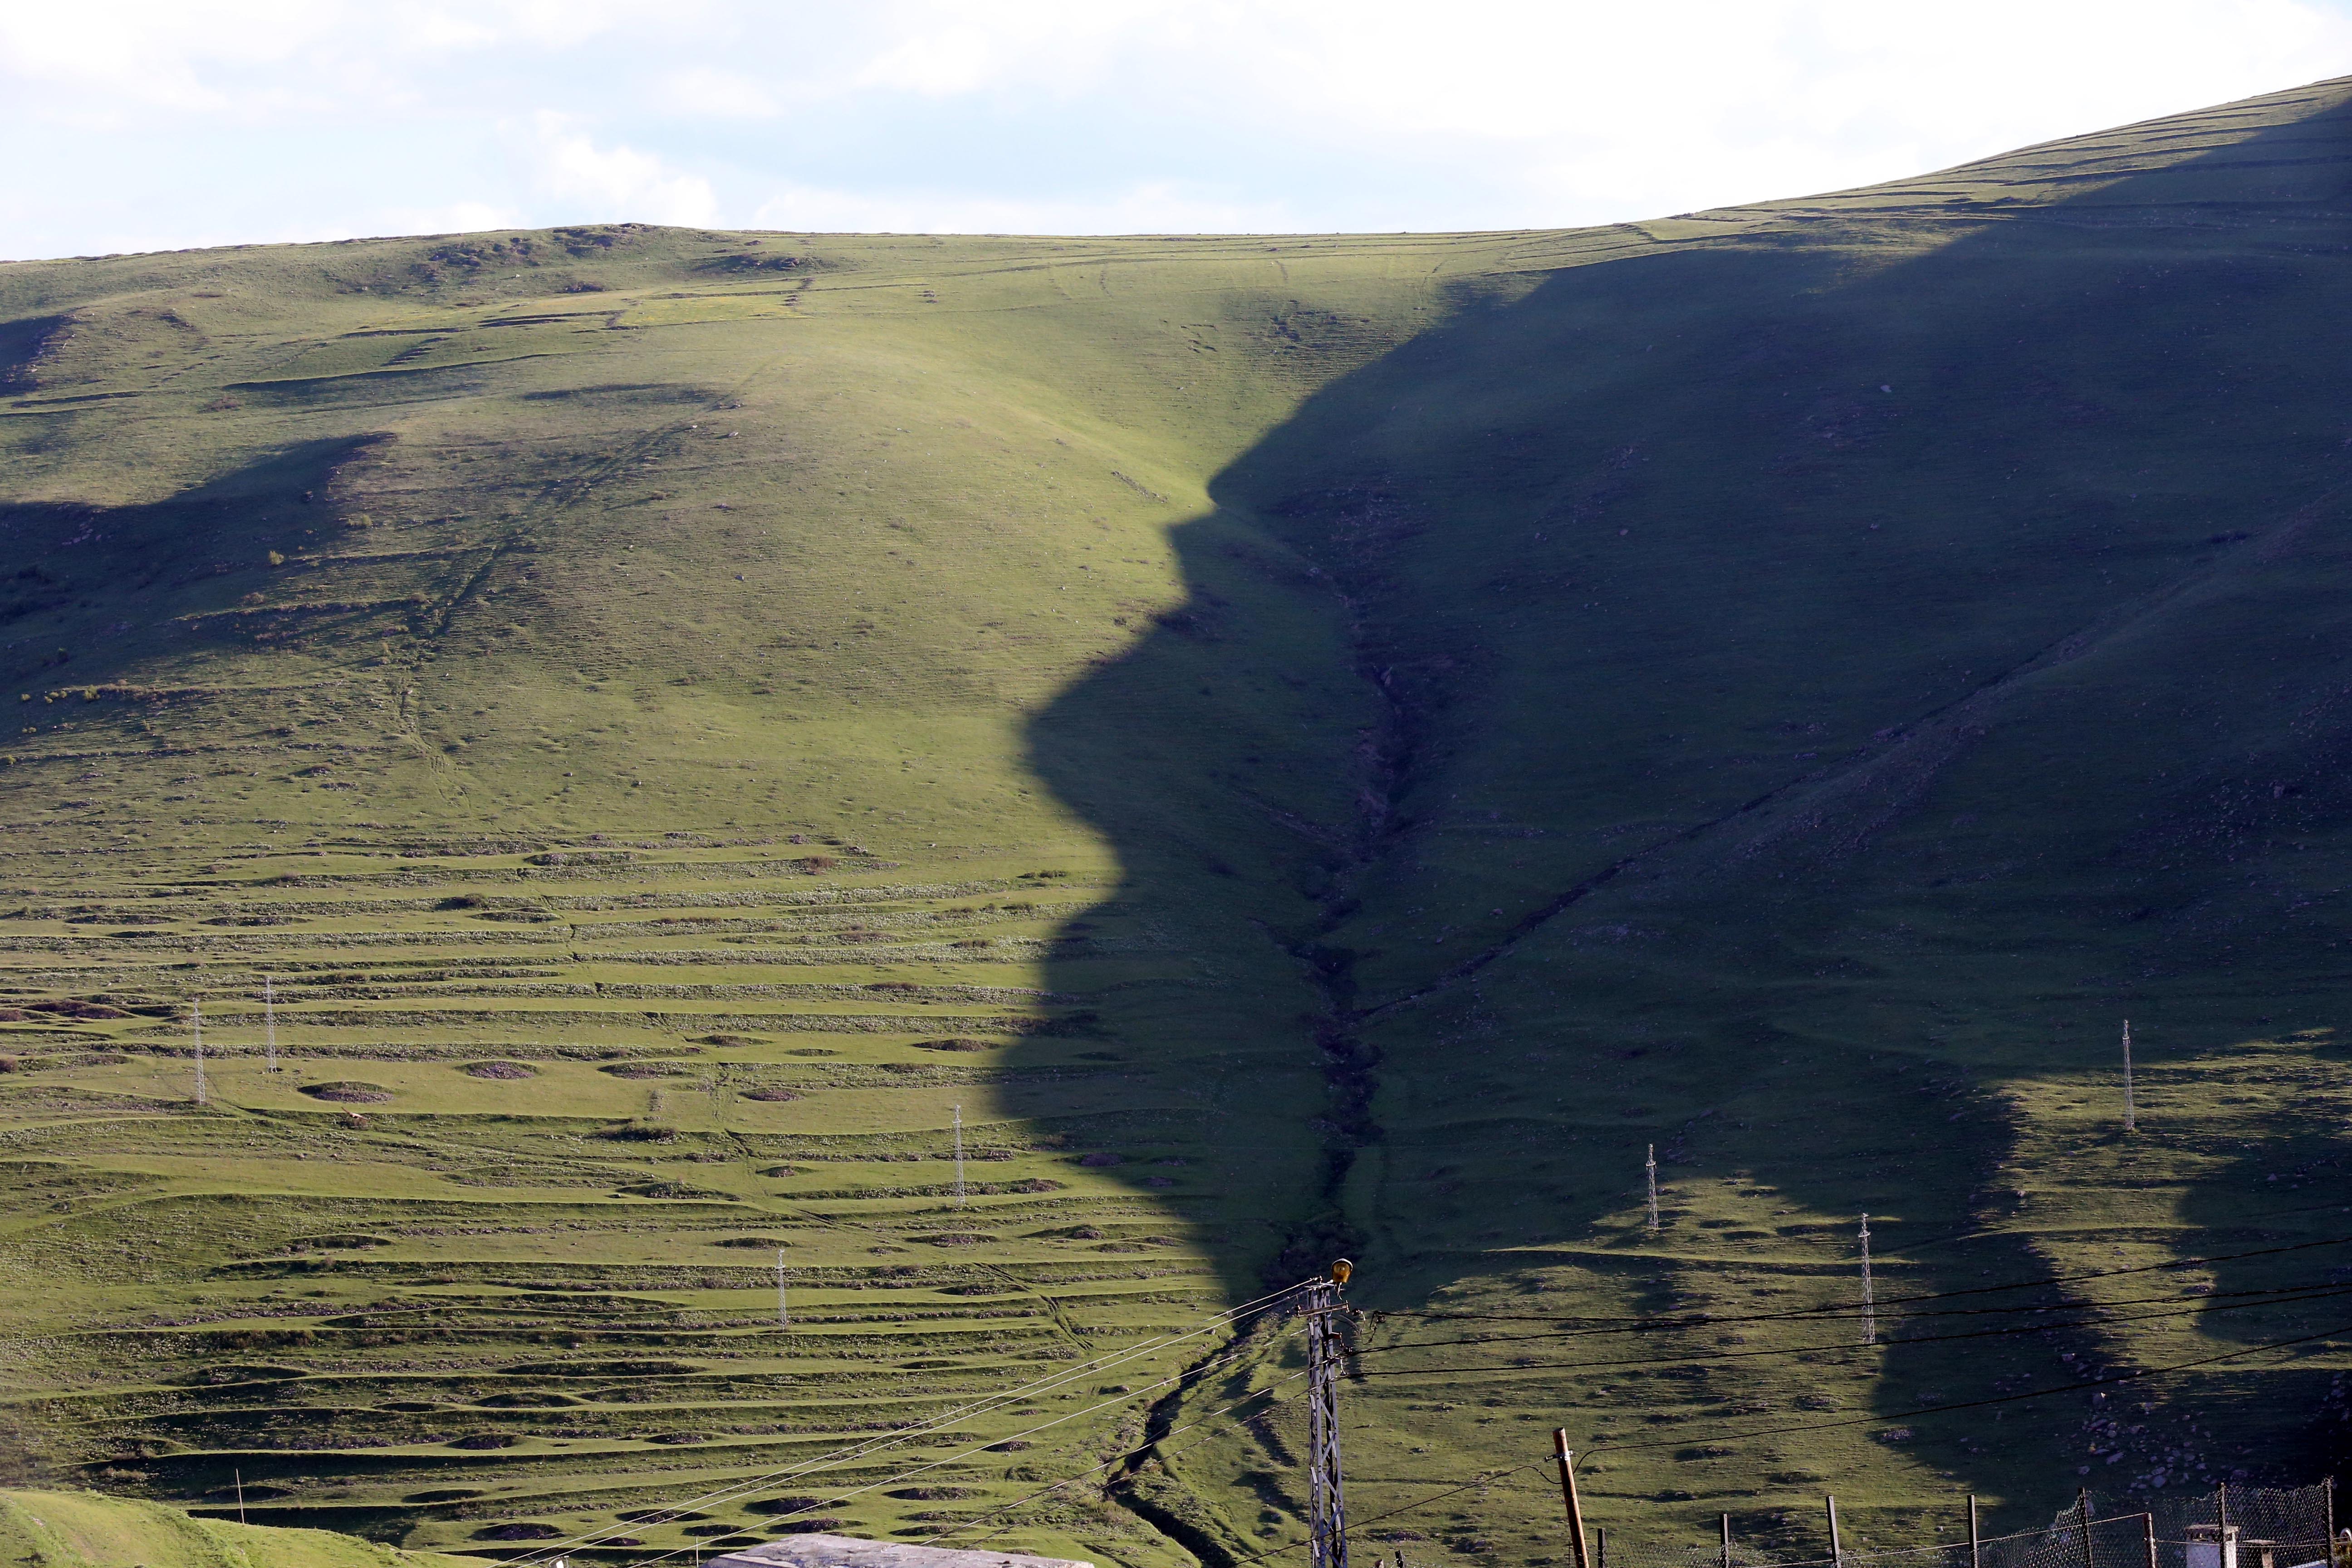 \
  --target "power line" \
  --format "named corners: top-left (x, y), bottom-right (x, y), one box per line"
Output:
top-left (1369, 1231), bottom-right (2352, 1333)
top-left (515, 1313), bottom-right (1298, 1564)
top-left (588, 1335), bottom-right (1324, 1568)
top-left (1355, 1279), bottom-right (2352, 1359)
top-left (890, 1288), bottom-right (2349, 1559)
top-left (523, 1235), bottom-right (2352, 1566)
top-left (903, 1377), bottom-right (1320, 1553)
top-left (1346, 1282), bottom-right (2352, 1379)
top-left (1215, 1313), bottom-right (2352, 1568)
top-left (511, 1279), bottom-right (1314, 1566)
